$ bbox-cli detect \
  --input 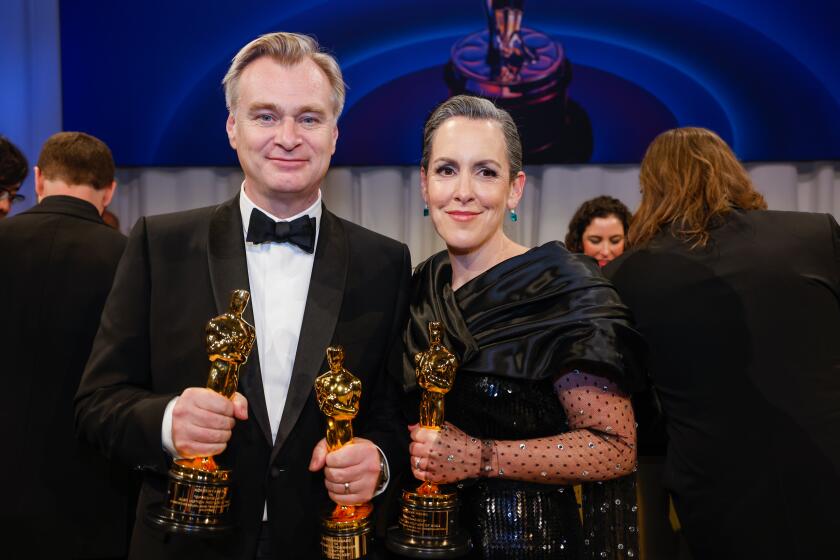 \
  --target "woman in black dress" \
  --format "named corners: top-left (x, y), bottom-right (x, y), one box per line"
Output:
top-left (405, 95), bottom-right (645, 559)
